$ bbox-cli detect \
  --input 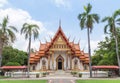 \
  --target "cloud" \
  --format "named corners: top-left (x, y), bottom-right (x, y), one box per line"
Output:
top-left (52, 0), bottom-right (71, 8)
top-left (0, 0), bottom-right (8, 7)
top-left (0, 8), bottom-right (52, 52)
top-left (90, 40), bottom-right (99, 54)
top-left (80, 40), bottom-right (99, 55)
